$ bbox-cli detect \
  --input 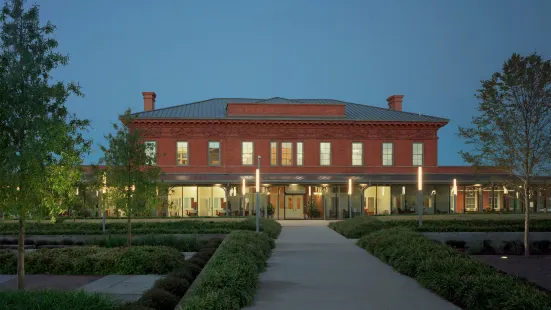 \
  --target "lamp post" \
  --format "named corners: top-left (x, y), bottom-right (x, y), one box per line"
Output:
top-left (453, 179), bottom-right (457, 214)
top-left (102, 174), bottom-right (107, 233)
top-left (242, 178), bottom-right (246, 217)
top-left (348, 179), bottom-right (352, 218)
top-left (256, 156), bottom-right (261, 232)
top-left (417, 167), bottom-right (423, 227)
